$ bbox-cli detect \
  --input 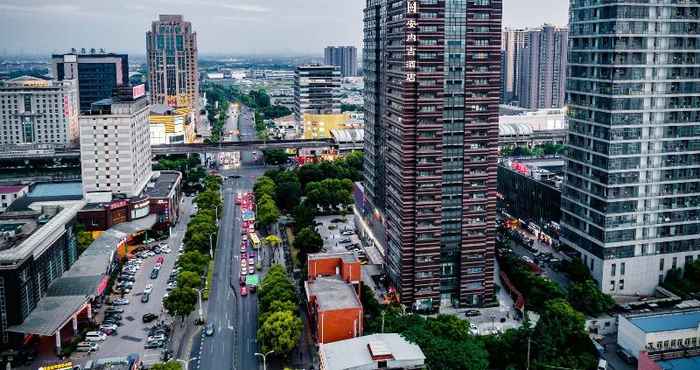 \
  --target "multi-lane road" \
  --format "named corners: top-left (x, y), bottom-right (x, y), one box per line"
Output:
top-left (195, 104), bottom-right (266, 370)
